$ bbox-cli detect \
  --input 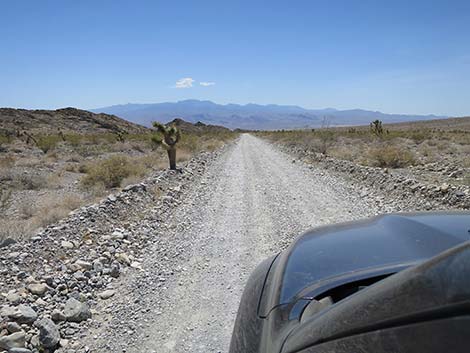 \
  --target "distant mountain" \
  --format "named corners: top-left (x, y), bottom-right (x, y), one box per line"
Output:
top-left (92, 100), bottom-right (446, 130)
